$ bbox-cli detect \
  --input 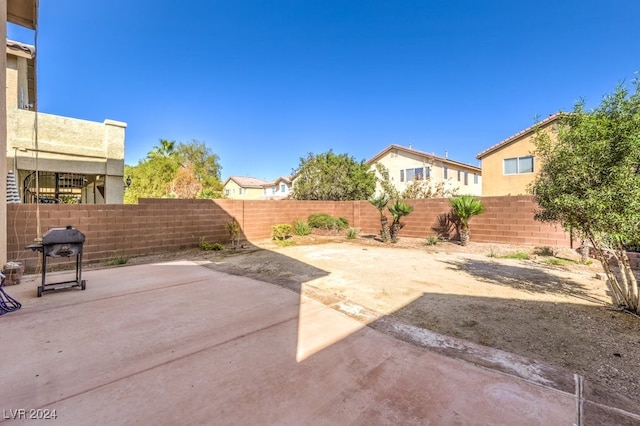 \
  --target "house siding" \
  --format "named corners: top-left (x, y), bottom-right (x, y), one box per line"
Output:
top-left (478, 119), bottom-right (558, 196)
top-left (223, 180), bottom-right (265, 200)
top-left (5, 42), bottom-right (126, 205)
top-left (372, 148), bottom-right (482, 196)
